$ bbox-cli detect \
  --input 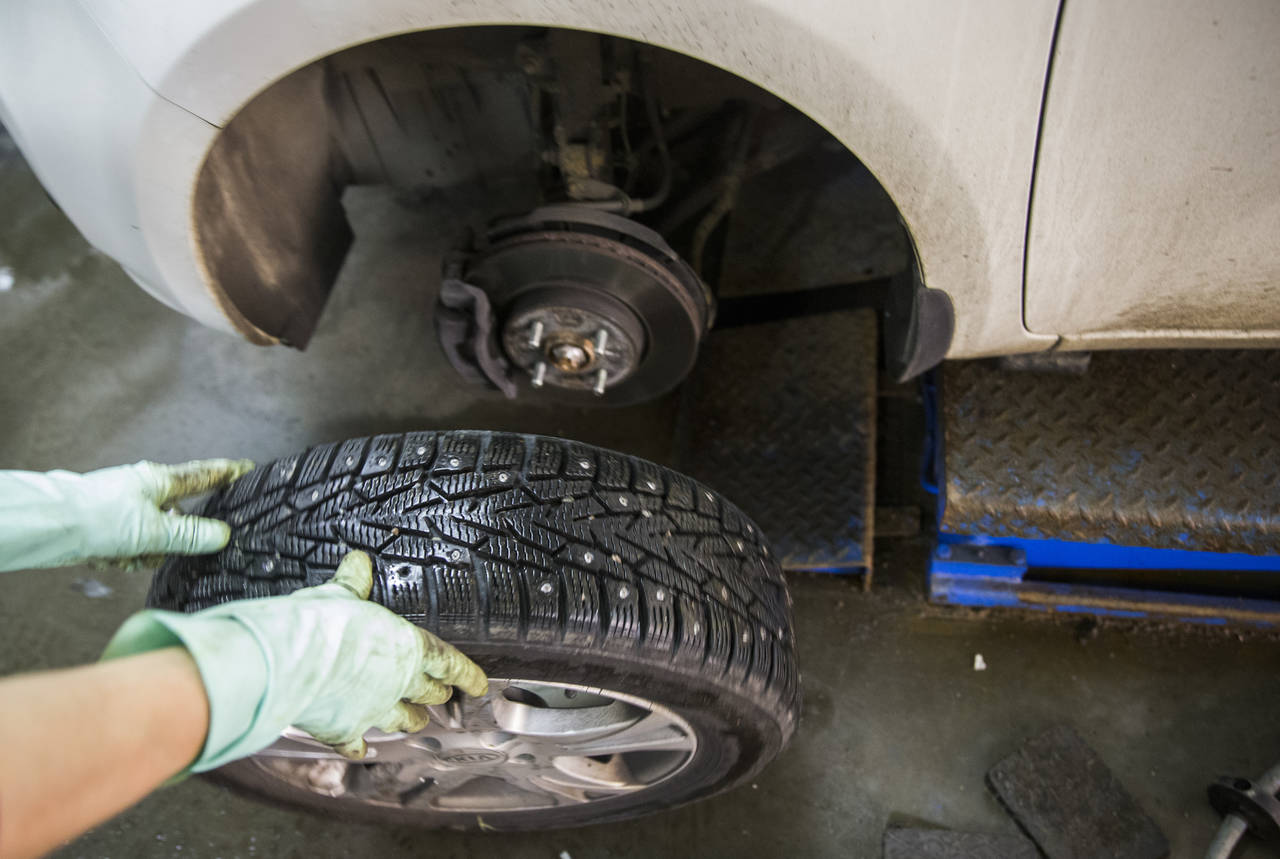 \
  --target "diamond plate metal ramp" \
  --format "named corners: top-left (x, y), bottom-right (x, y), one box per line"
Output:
top-left (941, 351), bottom-right (1280, 554)
top-left (676, 309), bottom-right (877, 577)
